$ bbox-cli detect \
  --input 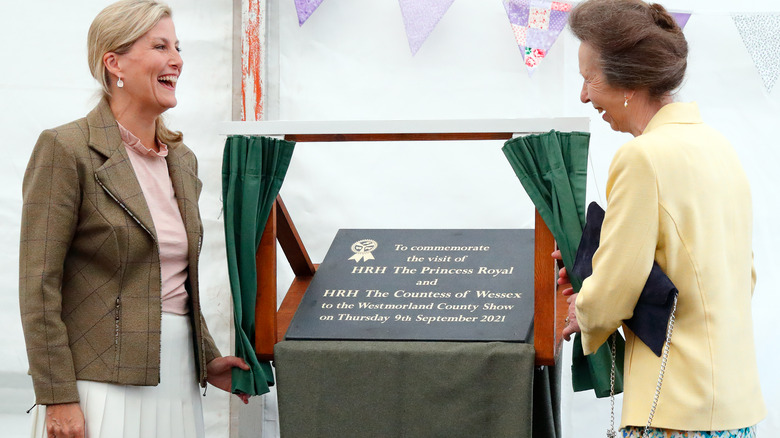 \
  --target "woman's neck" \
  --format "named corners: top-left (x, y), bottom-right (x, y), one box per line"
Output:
top-left (629, 94), bottom-right (674, 137)
top-left (109, 97), bottom-right (160, 152)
